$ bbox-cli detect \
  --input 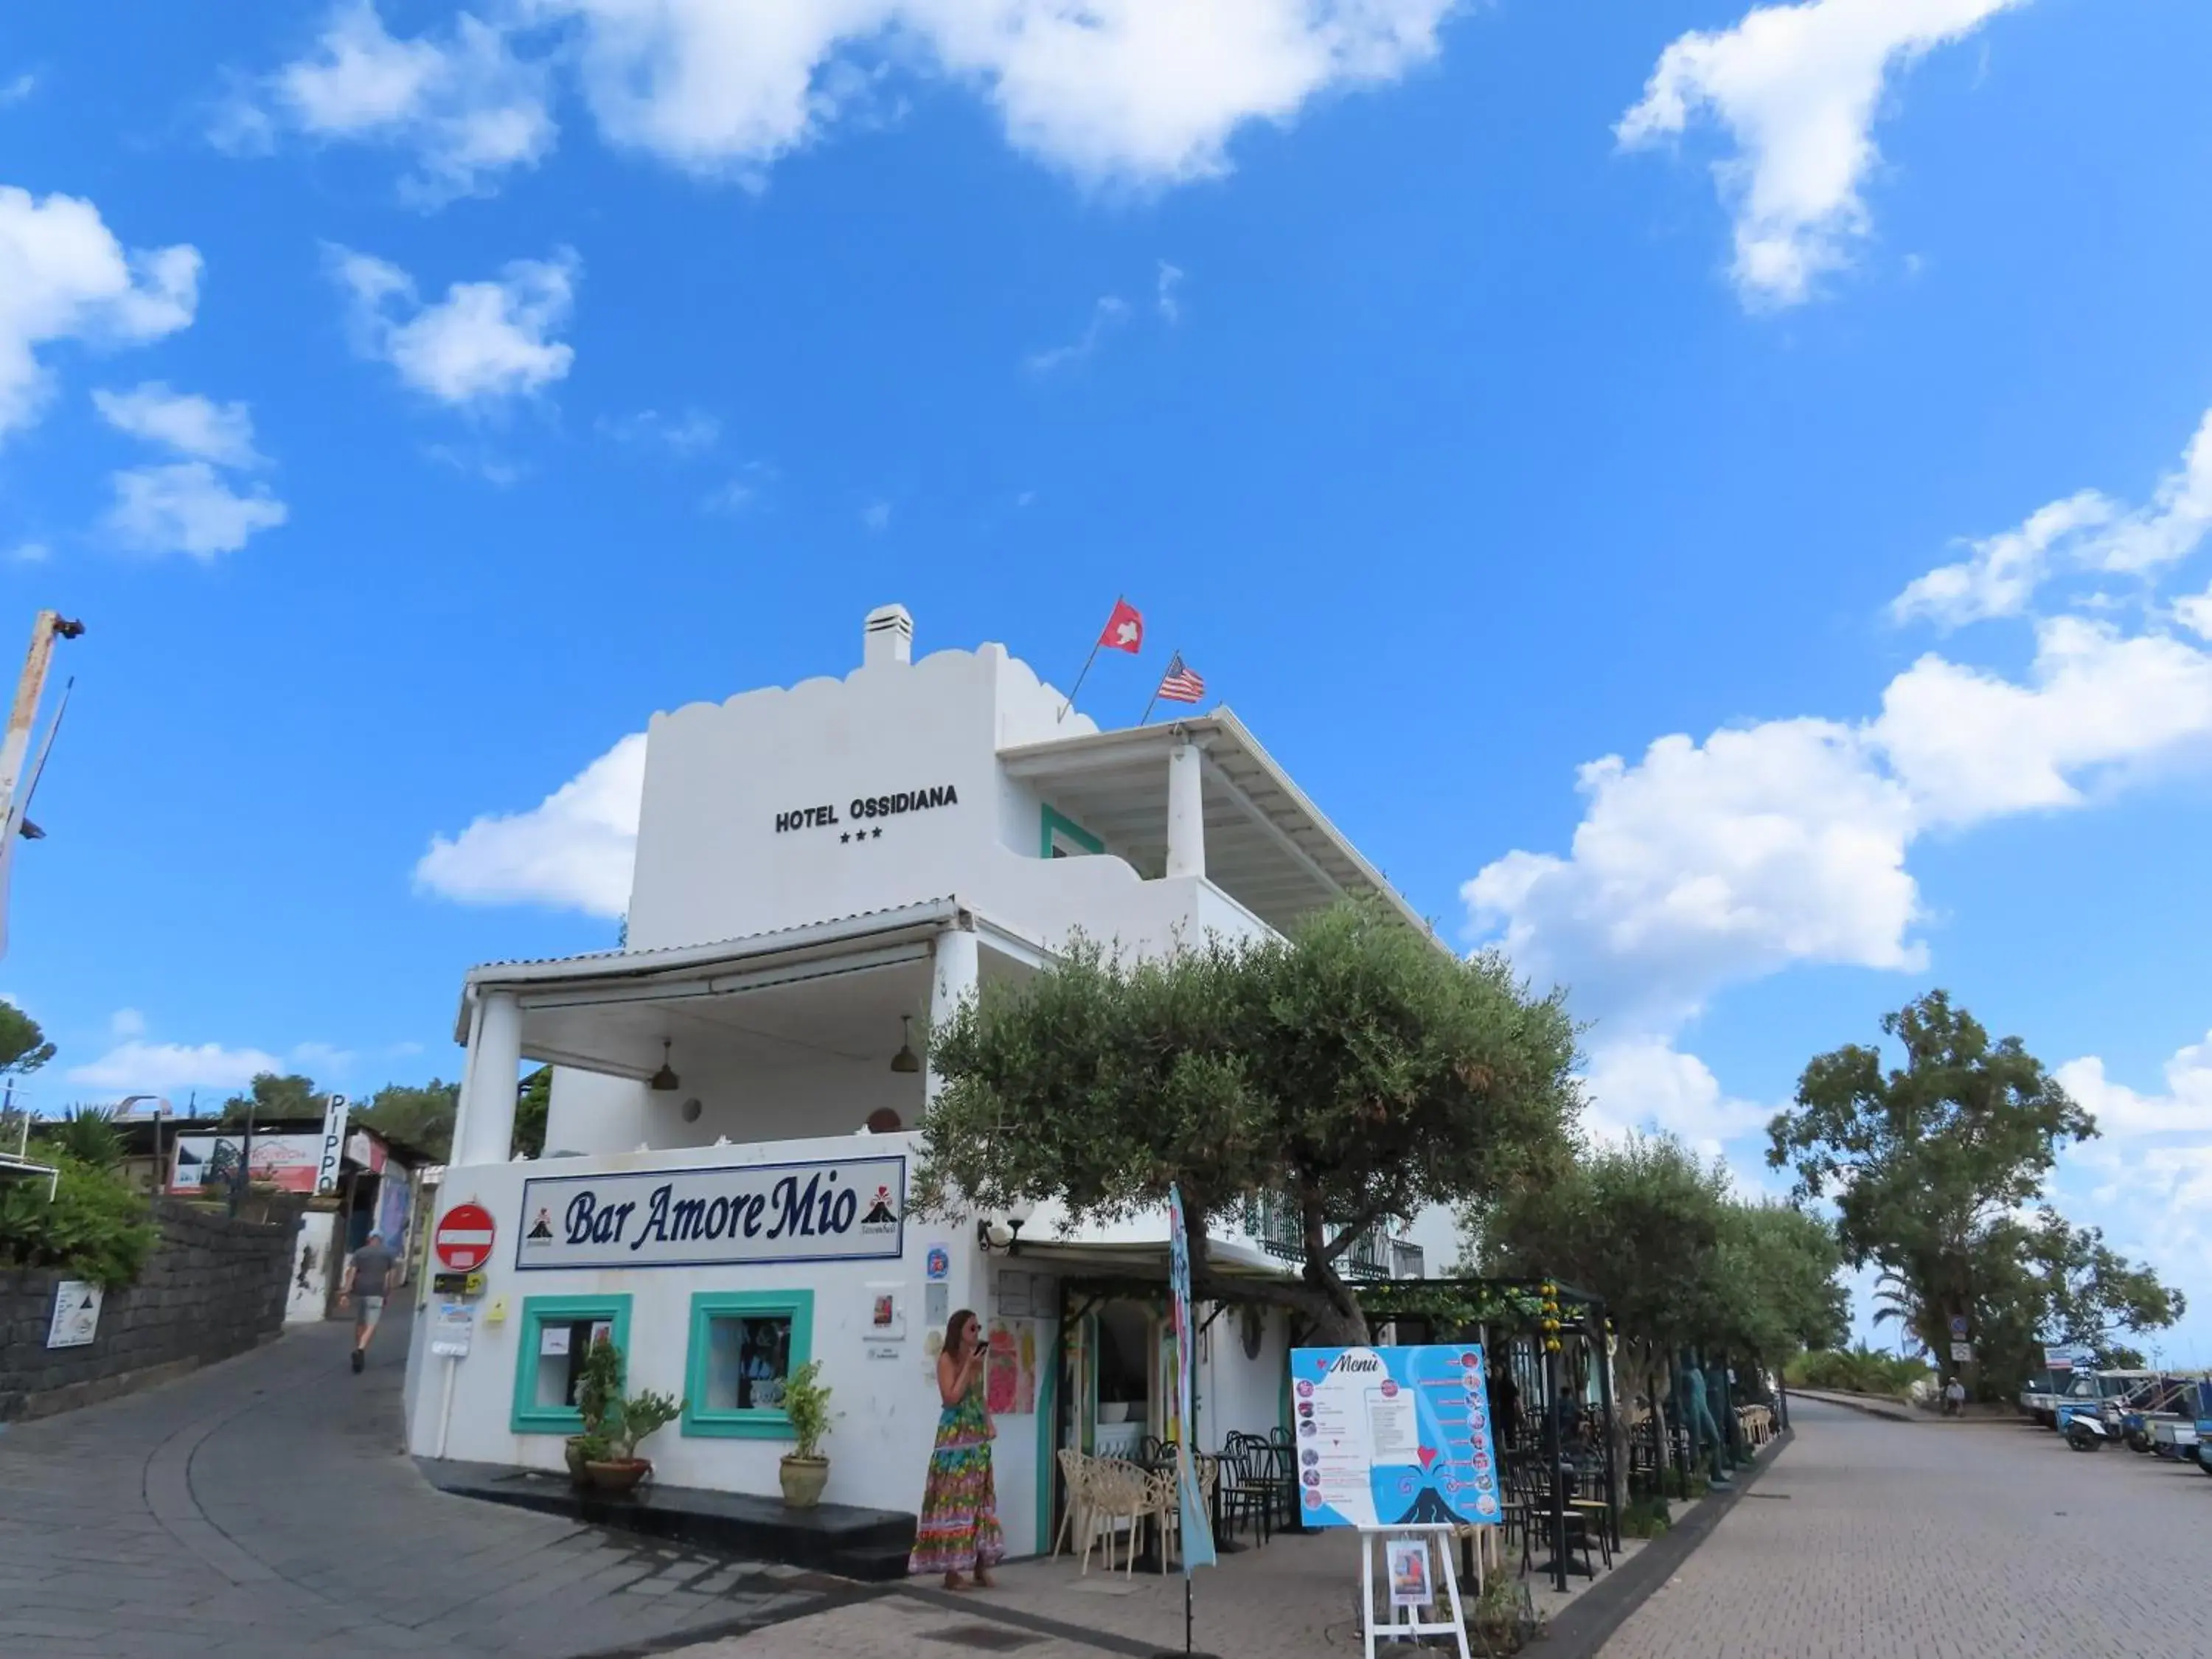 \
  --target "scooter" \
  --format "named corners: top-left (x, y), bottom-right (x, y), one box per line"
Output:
top-left (2063, 1409), bottom-right (2109, 1452)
